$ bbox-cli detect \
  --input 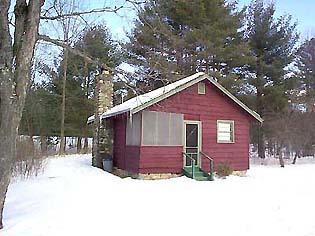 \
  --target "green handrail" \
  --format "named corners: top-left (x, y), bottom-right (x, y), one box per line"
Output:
top-left (182, 152), bottom-right (196, 179)
top-left (200, 151), bottom-right (214, 181)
